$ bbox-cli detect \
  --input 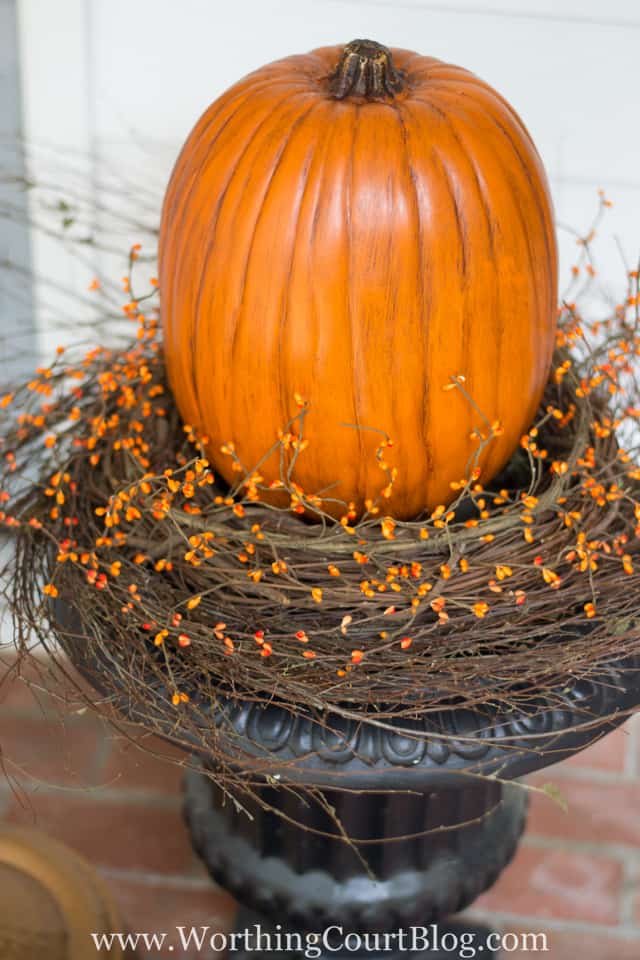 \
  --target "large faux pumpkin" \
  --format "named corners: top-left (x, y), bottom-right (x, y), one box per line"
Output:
top-left (159, 39), bottom-right (557, 520)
